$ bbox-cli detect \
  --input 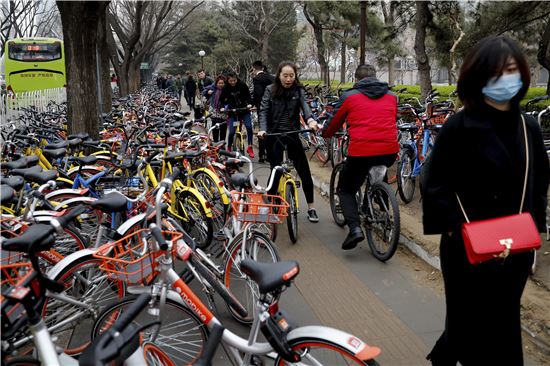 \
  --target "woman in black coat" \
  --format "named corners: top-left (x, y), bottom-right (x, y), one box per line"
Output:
top-left (258, 61), bottom-right (320, 223)
top-left (185, 75), bottom-right (197, 109)
top-left (421, 35), bottom-right (549, 365)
